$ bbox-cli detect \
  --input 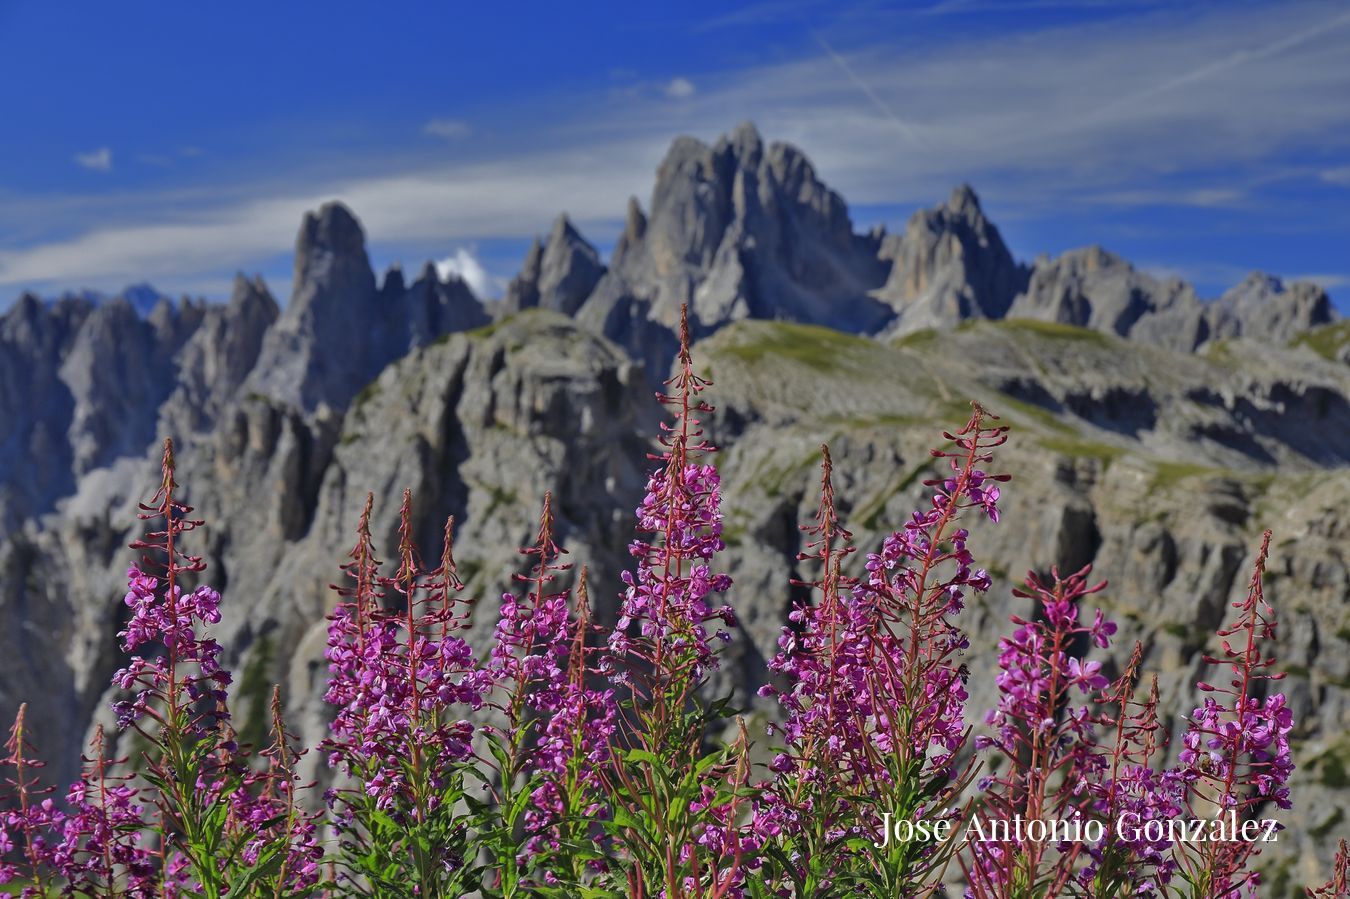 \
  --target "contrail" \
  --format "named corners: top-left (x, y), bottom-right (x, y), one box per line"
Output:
top-left (1091, 9), bottom-right (1350, 120)
top-left (813, 32), bottom-right (924, 146)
